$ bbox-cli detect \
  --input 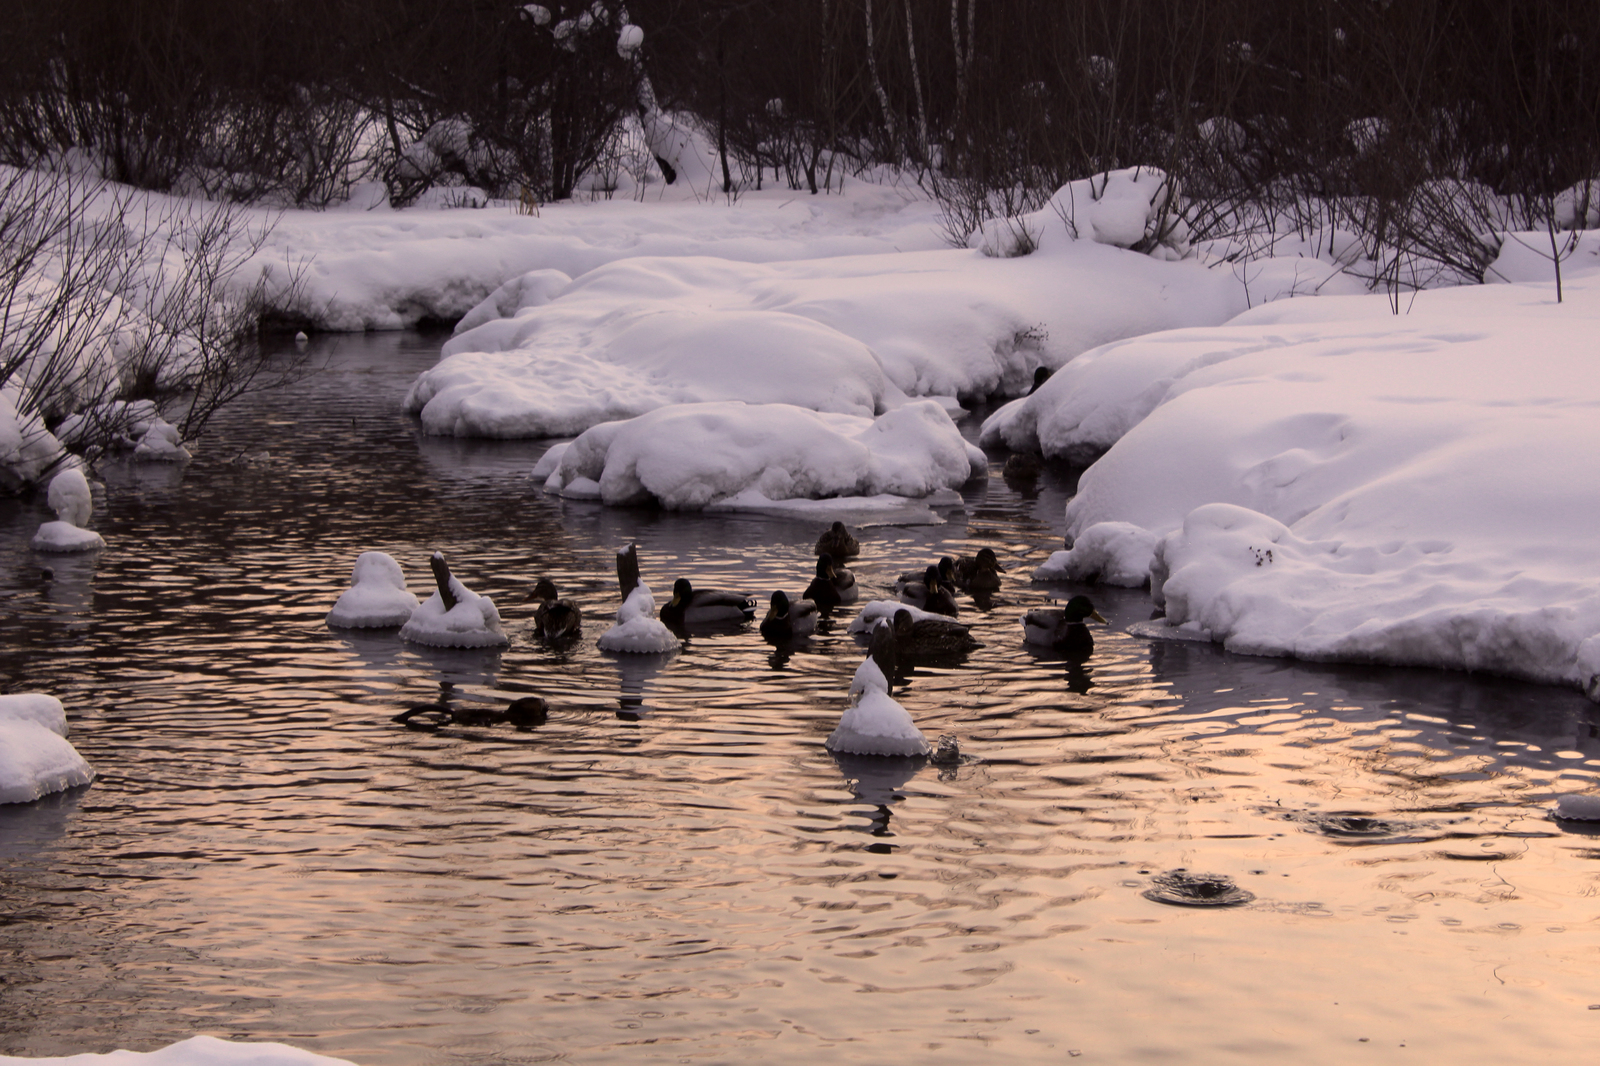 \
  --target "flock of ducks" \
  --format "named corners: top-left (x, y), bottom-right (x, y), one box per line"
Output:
top-left (341, 520), bottom-right (1108, 760)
